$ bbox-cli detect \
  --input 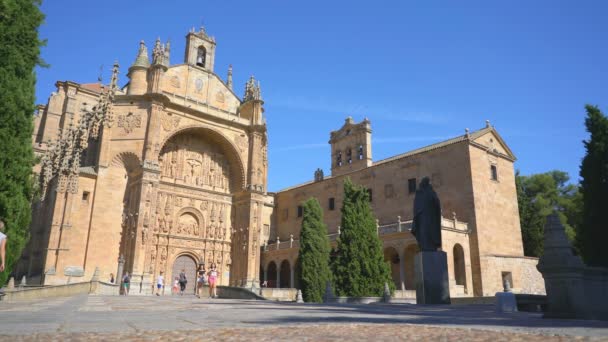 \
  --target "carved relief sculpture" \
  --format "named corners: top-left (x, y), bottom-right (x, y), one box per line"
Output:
top-left (117, 112), bottom-right (142, 134)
